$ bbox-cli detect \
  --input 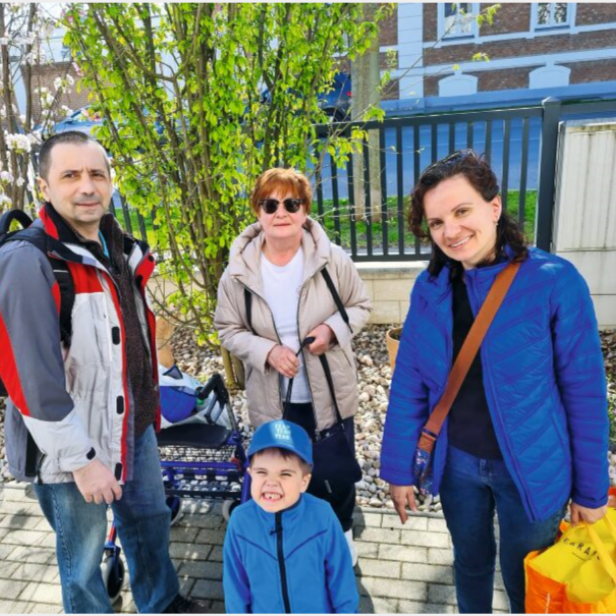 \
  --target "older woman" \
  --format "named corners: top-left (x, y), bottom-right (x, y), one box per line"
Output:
top-left (215, 168), bottom-right (371, 563)
top-left (380, 151), bottom-right (609, 613)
